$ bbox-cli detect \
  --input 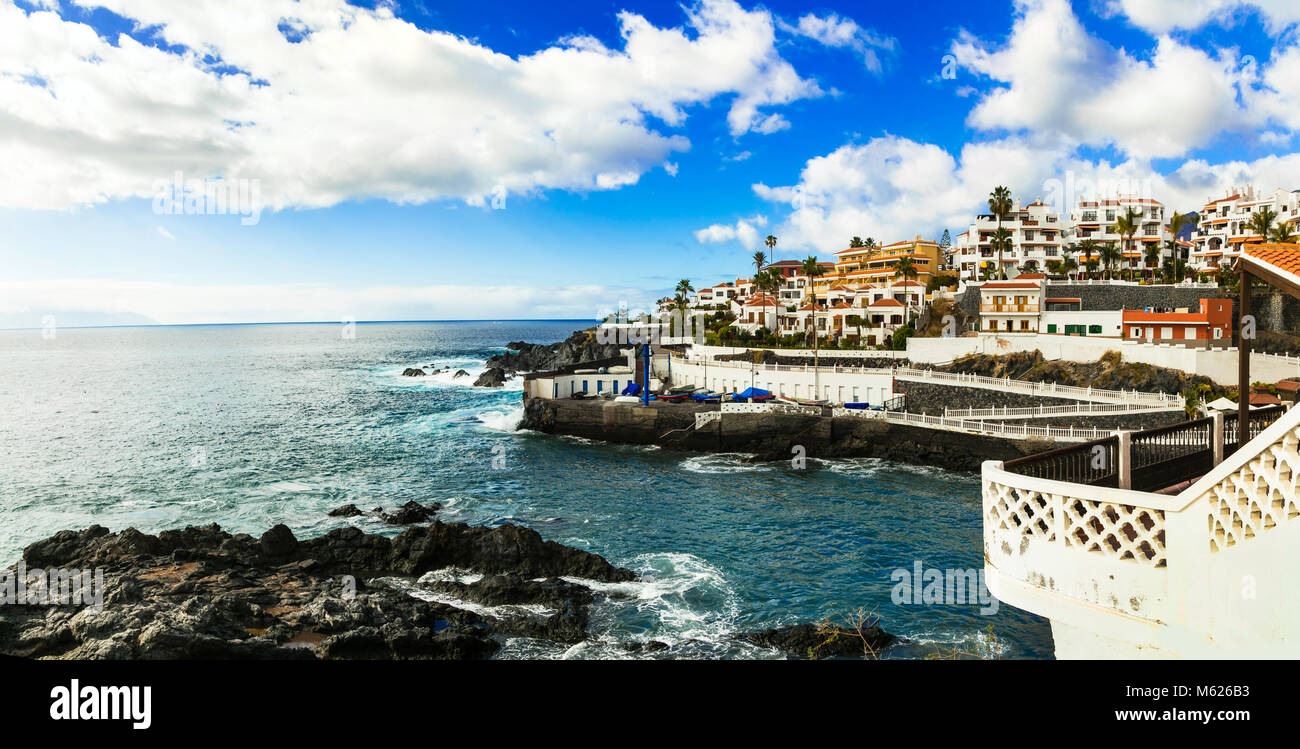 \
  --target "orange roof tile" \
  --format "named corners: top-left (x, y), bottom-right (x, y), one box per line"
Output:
top-left (1241, 244), bottom-right (1300, 274)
